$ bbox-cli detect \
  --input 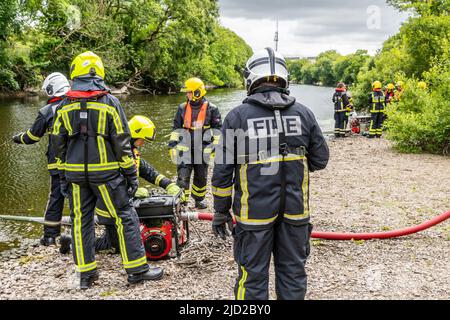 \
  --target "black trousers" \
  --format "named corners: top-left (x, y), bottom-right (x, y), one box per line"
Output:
top-left (334, 112), bottom-right (348, 137)
top-left (233, 221), bottom-right (312, 300)
top-left (43, 174), bottom-right (65, 238)
top-left (177, 163), bottom-right (208, 201)
top-left (67, 176), bottom-right (148, 275)
top-left (369, 112), bottom-right (384, 137)
top-left (95, 216), bottom-right (120, 253)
